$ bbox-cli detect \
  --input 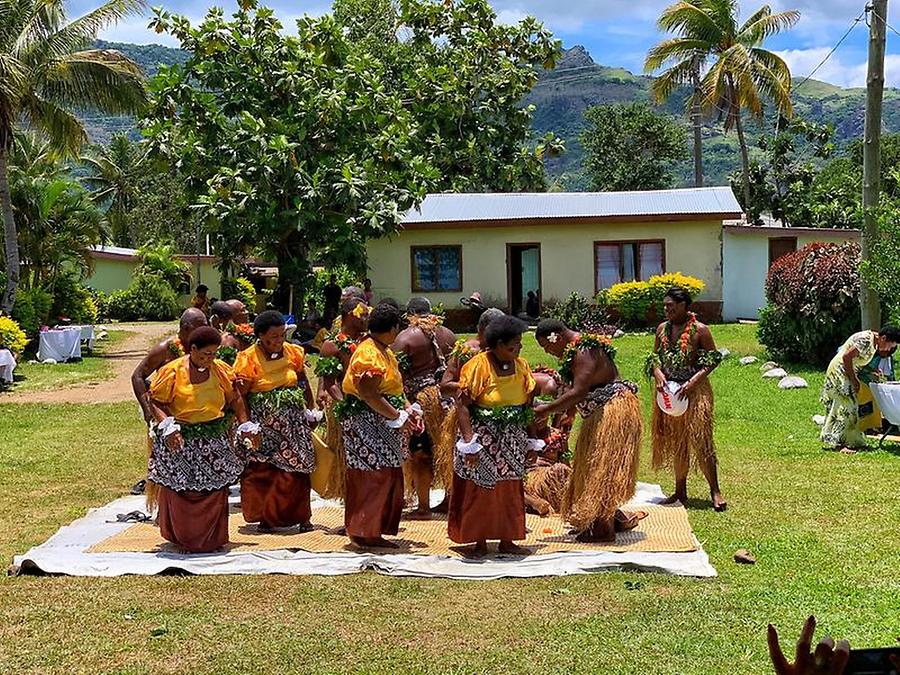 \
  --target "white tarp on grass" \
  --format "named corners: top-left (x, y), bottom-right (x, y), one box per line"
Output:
top-left (13, 483), bottom-right (717, 580)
